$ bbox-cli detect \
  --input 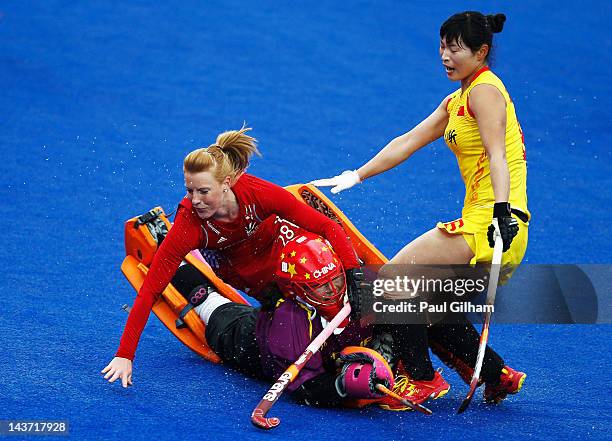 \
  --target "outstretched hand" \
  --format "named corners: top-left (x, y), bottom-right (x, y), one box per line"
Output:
top-left (310, 170), bottom-right (361, 194)
top-left (101, 357), bottom-right (133, 388)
